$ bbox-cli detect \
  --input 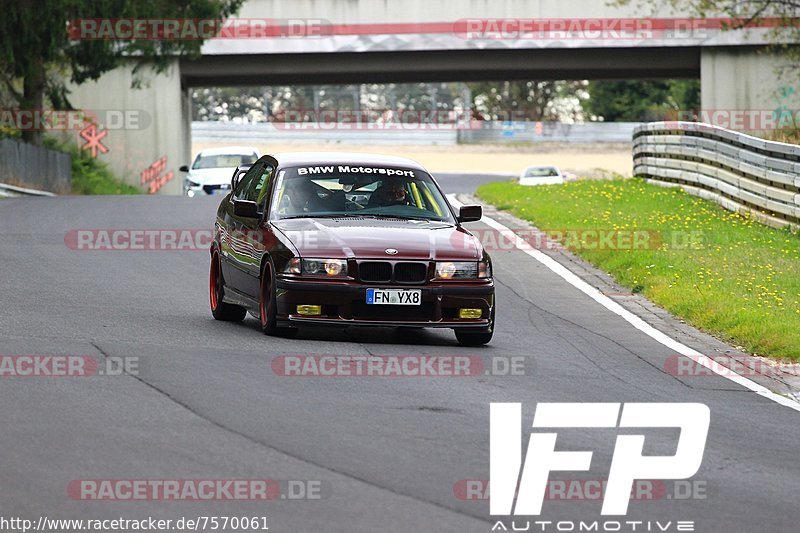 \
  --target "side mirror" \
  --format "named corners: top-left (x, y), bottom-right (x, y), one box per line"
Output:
top-left (457, 204), bottom-right (482, 223)
top-left (179, 165), bottom-right (189, 172)
top-left (233, 199), bottom-right (259, 218)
